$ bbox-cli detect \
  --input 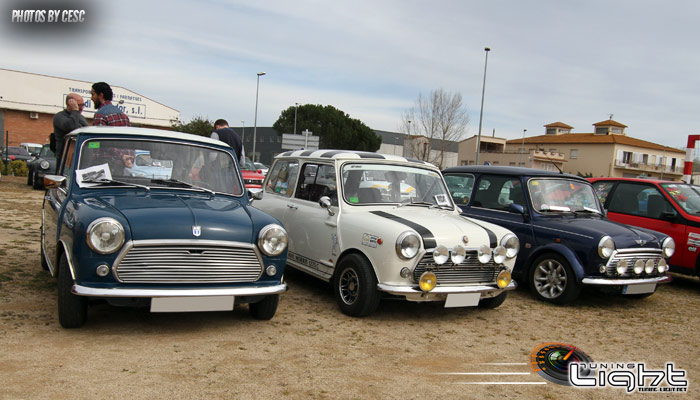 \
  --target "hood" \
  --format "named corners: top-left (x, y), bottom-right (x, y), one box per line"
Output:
top-left (537, 215), bottom-right (663, 249)
top-left (87, 192), bottom-right (254, 243)
top-left (370, 207), bottom-right (499, 249)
